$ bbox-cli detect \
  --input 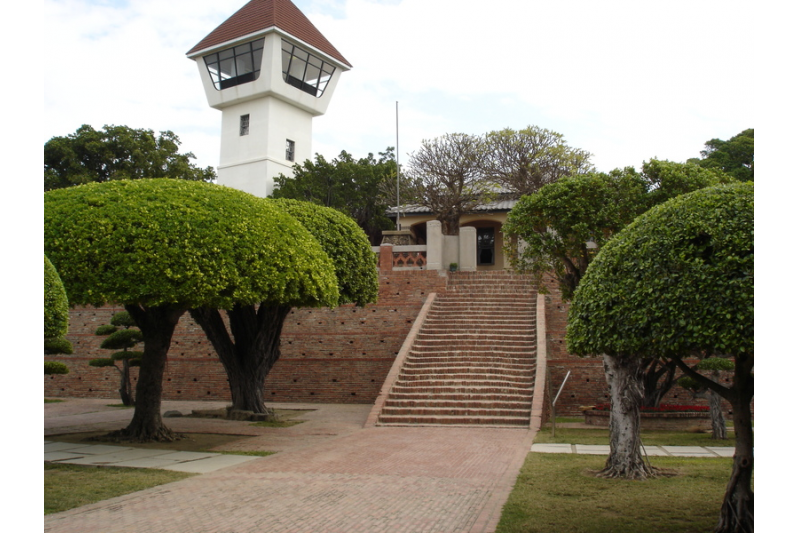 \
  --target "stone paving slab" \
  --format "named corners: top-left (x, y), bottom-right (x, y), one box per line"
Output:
top-left (707, 447), bottom-right (735, 457)
top-left (531, 442), bottom-right (735, 457)
top-left (529, 443), bottom-right (572, 454)
top-left (44, 442), bottom-right (87, 452)
top-left (64, 444), bottom-right (135, 455)
top-left (642, 446), bottom-right (671, 457)
top-left (44, 452), bottom-right (85, 462)
top-left (574, 444), bottom-right (609, 455)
